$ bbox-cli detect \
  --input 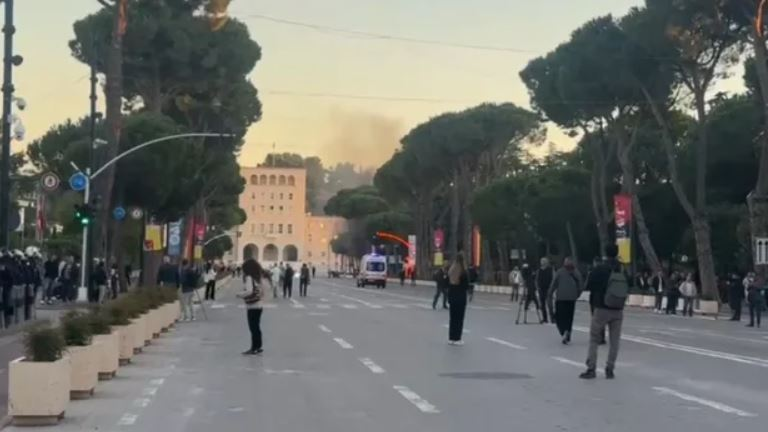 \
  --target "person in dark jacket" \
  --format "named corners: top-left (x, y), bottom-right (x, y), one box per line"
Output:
top-left (521, 264), bottom-right (540, 315)
top-left (548, 257), bottom-right (583, 344)
top-left (535, 258), bottom-right (555, 323)
top-left (180, 260), bottom-right (199, 321)
top-left (467, 265), bottom-right (478, 302)
top-left (299, 264), bottom-right (310, 297)
top-left (580, 244), bottom-right (626, 380)
top-left (432, 265), bottom-right (449, 310)
top-left (283, 264), bottom-right (295, 298)
top-left (91, 261), bottom-right (108, 304)
top-left (728, 273), bottom-right (744, 321)
top-left (666, 271), bottom-right (681, 315)
top-left (42, 255), bottom-right (59, 304)
top-left (745, 273), bottom-right (763, 328)
top-left (156, 256), bottom-right (180, 288)
top-left (650, 270), bottom-right (666, 313)
top-left (447, 253), bottom-right (470, 345)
